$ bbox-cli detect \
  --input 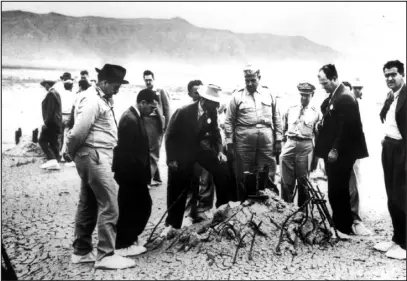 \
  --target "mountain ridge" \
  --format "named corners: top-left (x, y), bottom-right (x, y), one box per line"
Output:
top-left (2, 10), bottom-right (341, 67)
